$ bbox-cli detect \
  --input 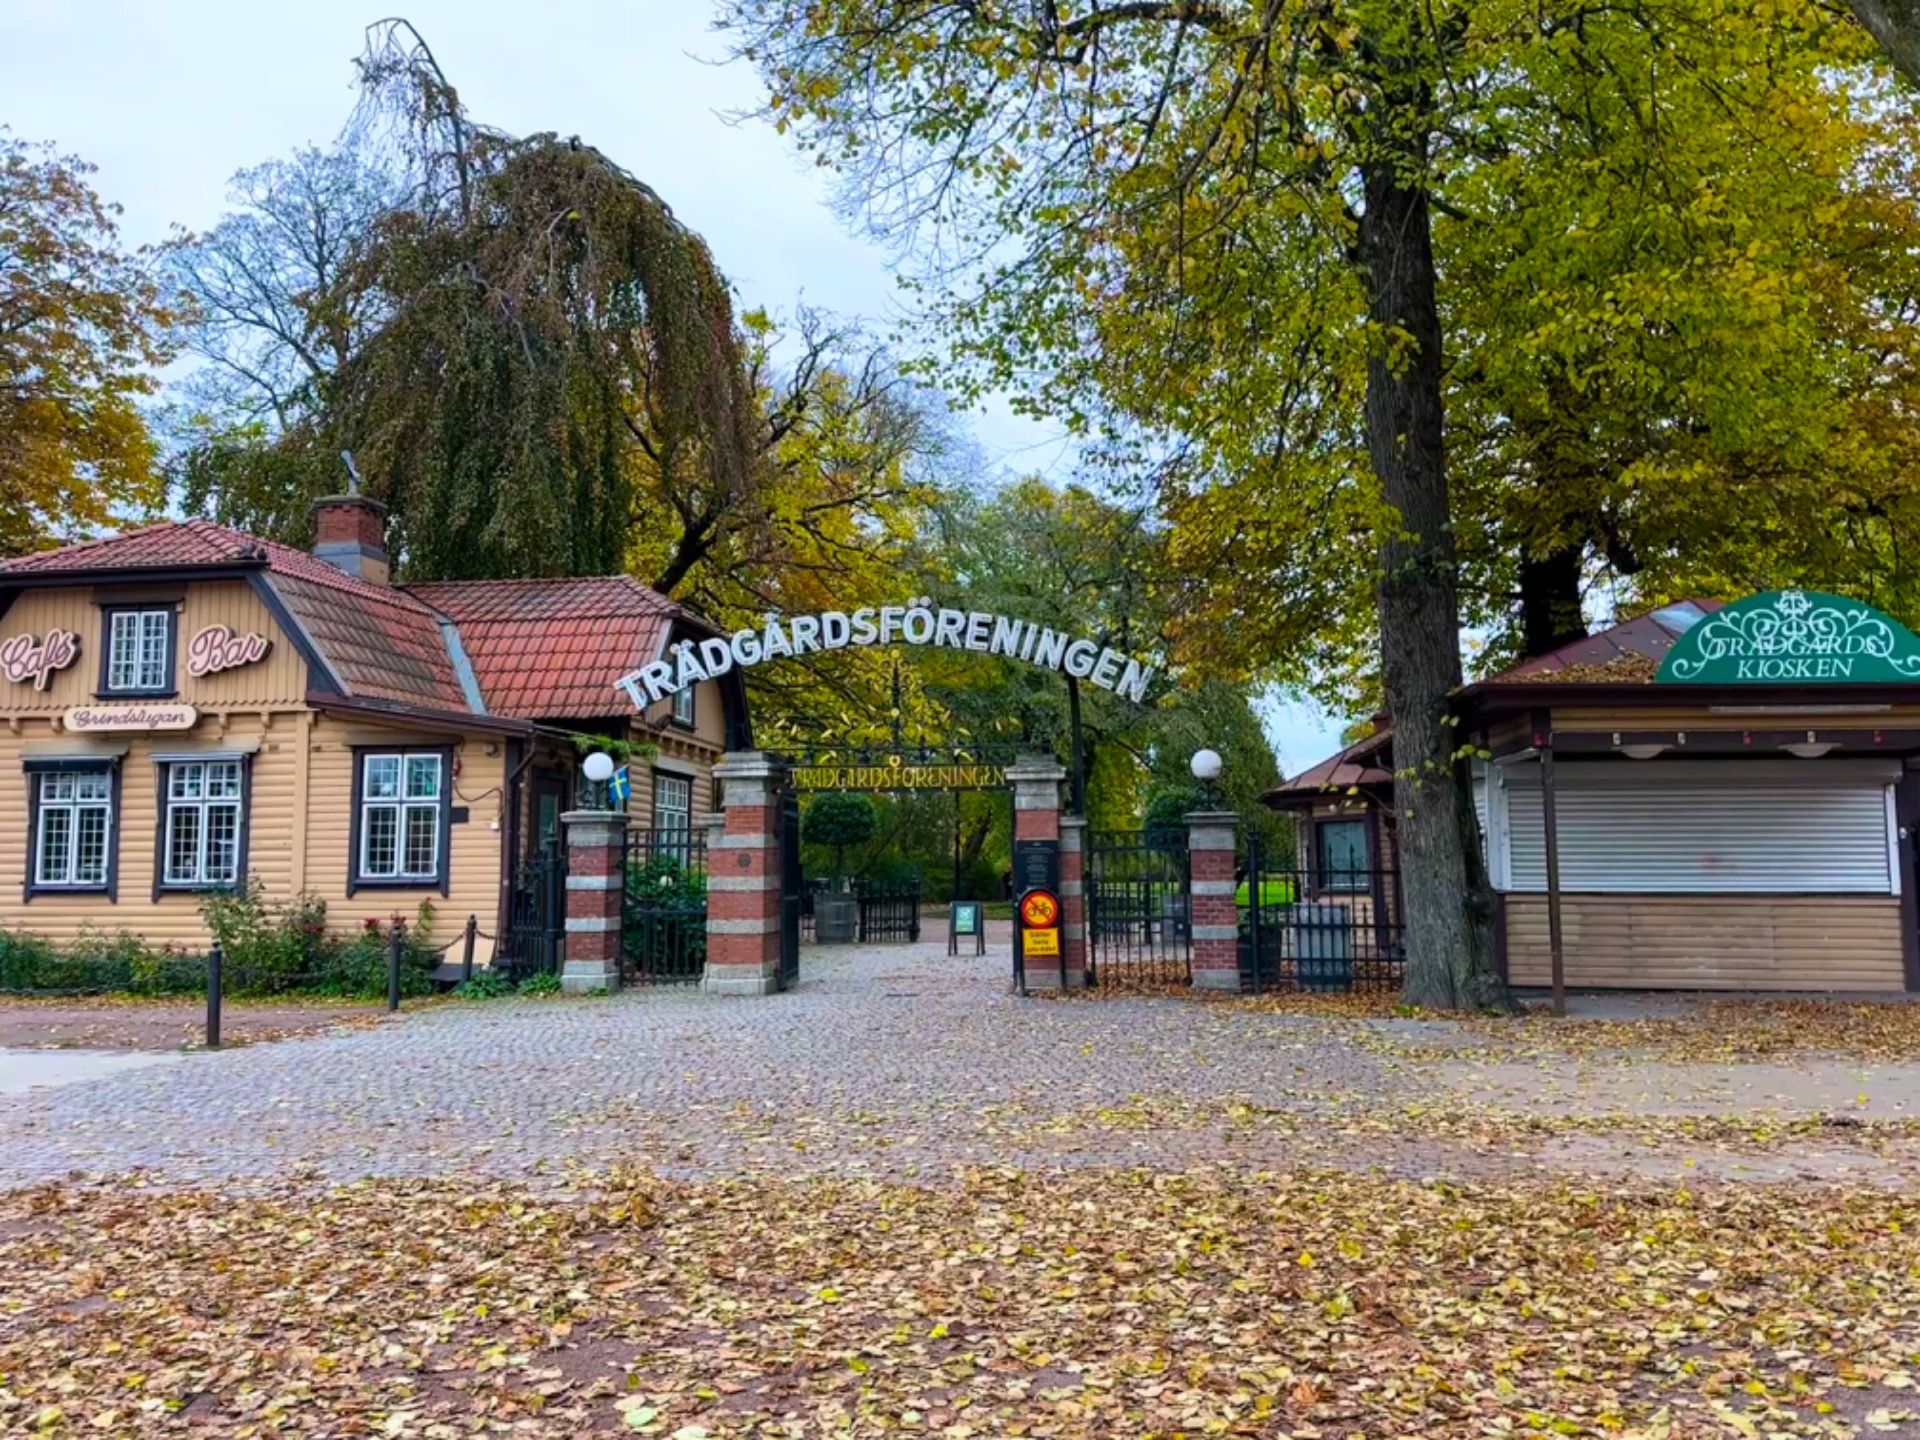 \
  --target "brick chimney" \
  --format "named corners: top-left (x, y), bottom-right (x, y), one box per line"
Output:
top-left (311, 494), bottom-right (390, 586)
